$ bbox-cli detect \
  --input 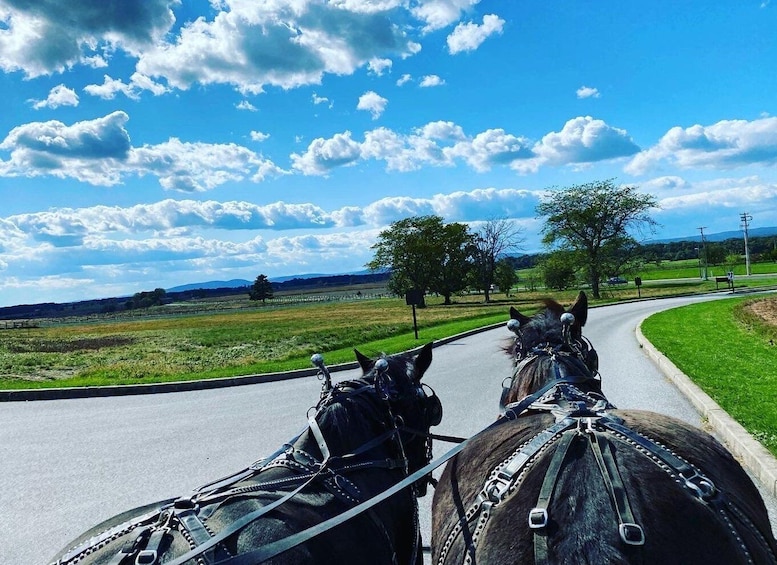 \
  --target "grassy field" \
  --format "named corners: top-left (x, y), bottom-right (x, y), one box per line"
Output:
top-left (641, 296), bottom-right (777, 457)
top-left (0, 294), bottom-right (536, 389)
top-left (2, 258), bottom-right (777, 393)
